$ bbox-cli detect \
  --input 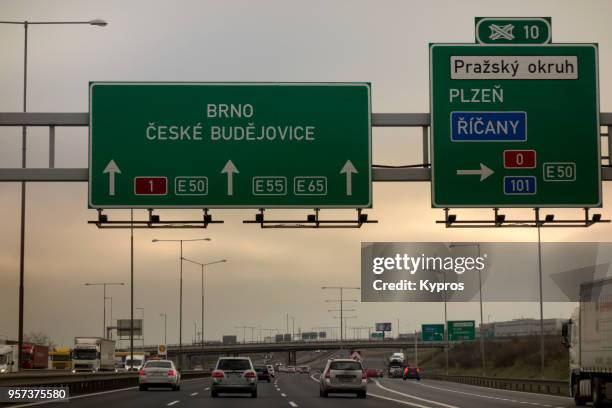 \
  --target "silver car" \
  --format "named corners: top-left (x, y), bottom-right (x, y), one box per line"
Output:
top-left (138, 360), bottom-right (181, 391)
top-left (211, 357), bottom-right (258, 398)
top-left (319, 359), bottom-right (367, 398)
